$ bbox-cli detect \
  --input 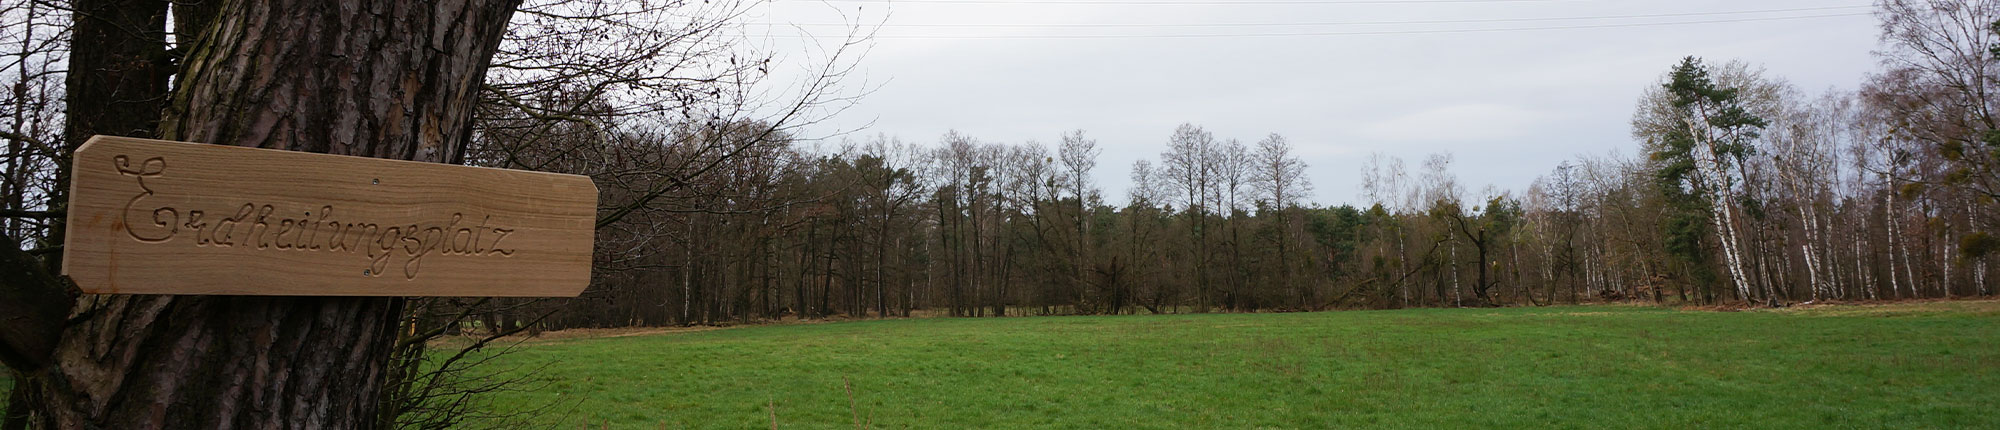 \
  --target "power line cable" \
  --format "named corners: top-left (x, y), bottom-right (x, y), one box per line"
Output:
top-left (804, 0), bottom-right (1578, 5)
top-left (767, 11), bottom-right (1869, 39)
top-left (759, 5), bottom-right (1872, 28)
